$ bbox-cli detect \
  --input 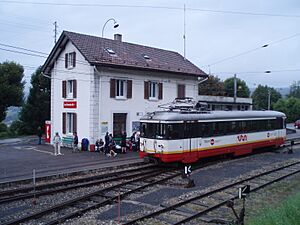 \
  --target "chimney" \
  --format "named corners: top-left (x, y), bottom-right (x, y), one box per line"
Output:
top-left (114, 34), bottom-right (122, 42)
